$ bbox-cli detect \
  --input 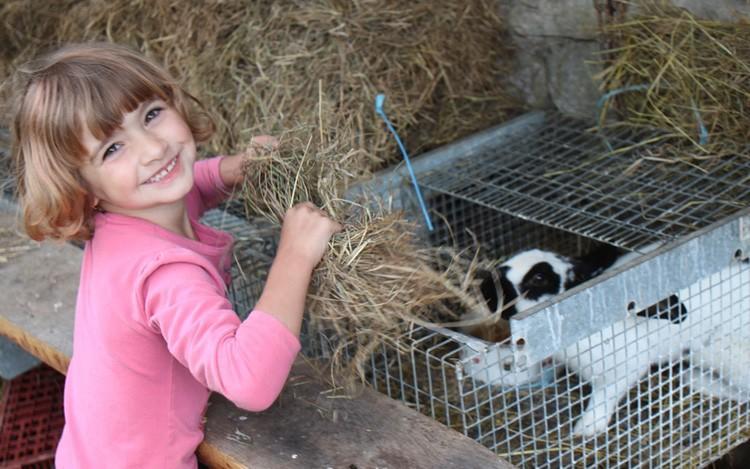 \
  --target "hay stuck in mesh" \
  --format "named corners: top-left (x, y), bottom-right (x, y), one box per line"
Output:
top-left (596, 2), bottom-right (750, 158)
top-left (0, 0), bottom-right (518, 175)
top-left (311, 216), bottom-right (495, 386)
top-left (240, 130), bottom-right (502, 385)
